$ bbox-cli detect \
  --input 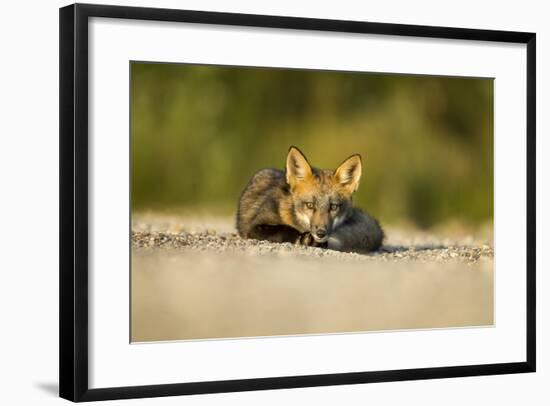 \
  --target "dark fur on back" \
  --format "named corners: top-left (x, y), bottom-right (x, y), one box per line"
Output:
top-left (236, 169), bottom-right (301, 242)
